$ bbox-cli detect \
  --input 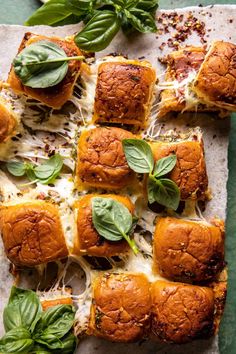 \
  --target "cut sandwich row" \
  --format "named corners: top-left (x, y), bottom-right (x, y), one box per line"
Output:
top-left (0, 33), bottom-right (234, 149)
top-left (0, 198), bottom-right (225, 284)
top-left (87, 273), bottom-right (226, 344)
